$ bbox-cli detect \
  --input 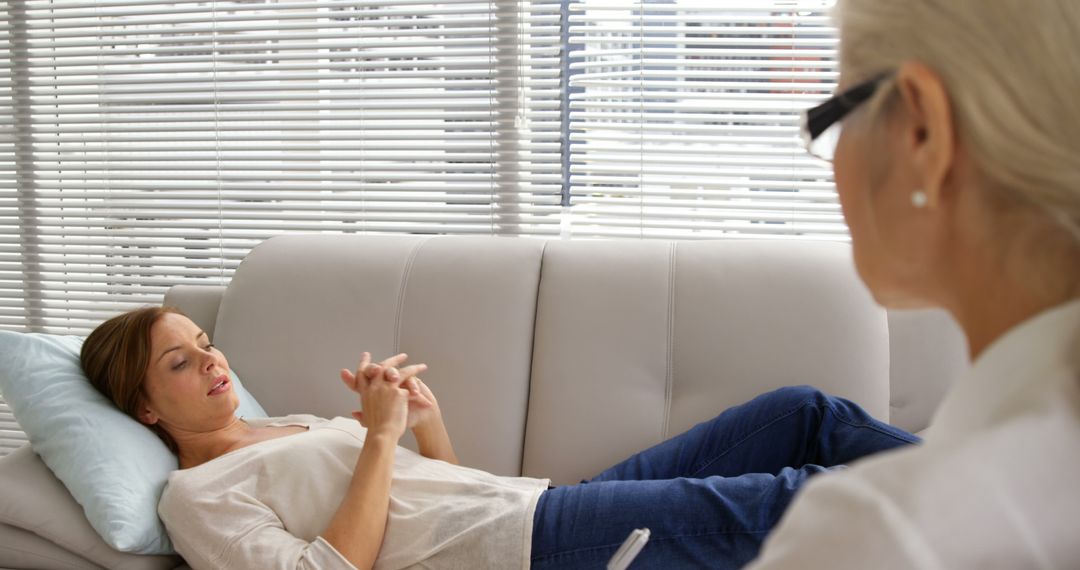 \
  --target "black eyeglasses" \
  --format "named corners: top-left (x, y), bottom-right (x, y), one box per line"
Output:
top-left (800, 72), bottom-right (893, 162)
